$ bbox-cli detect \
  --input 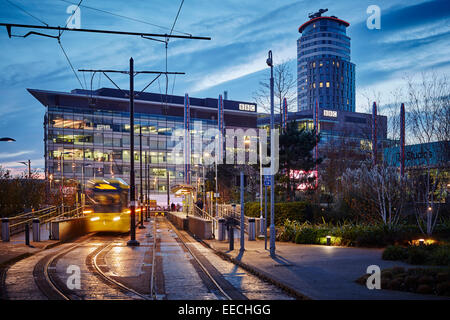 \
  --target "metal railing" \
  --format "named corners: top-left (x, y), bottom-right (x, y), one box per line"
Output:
top-left (5, 205), bottom-right (84, 236)
top-left (8, 206), bottom-right (57, 236)
top-left (193, 204), bottom-right (217, 222)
